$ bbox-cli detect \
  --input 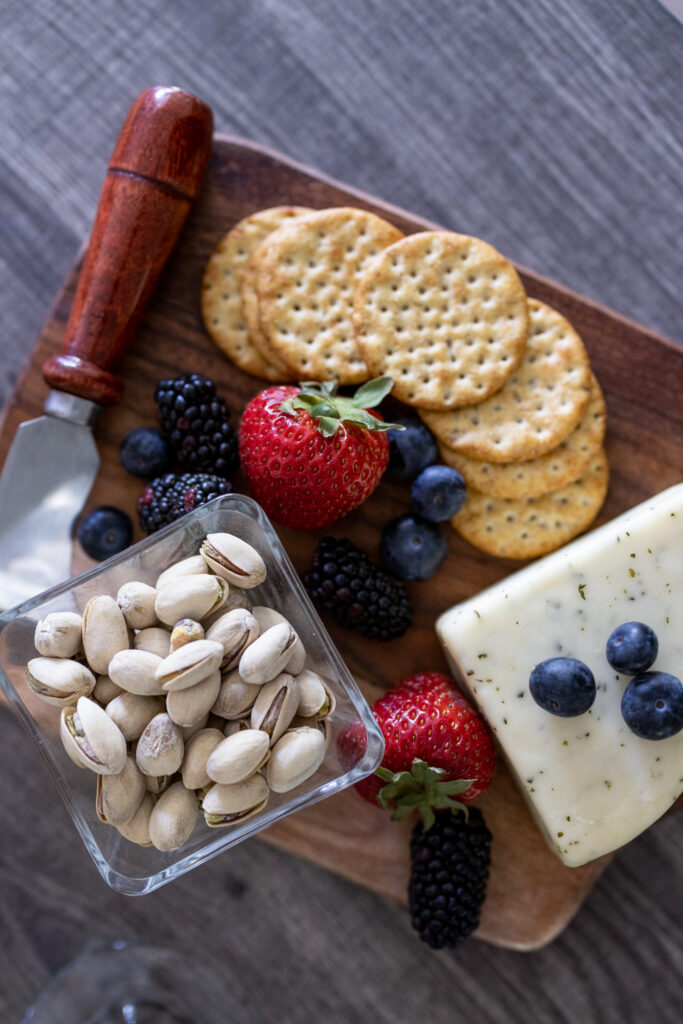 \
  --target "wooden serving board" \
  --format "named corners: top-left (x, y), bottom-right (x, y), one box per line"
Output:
top-left (2, 137), bottom-right (681, 950)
